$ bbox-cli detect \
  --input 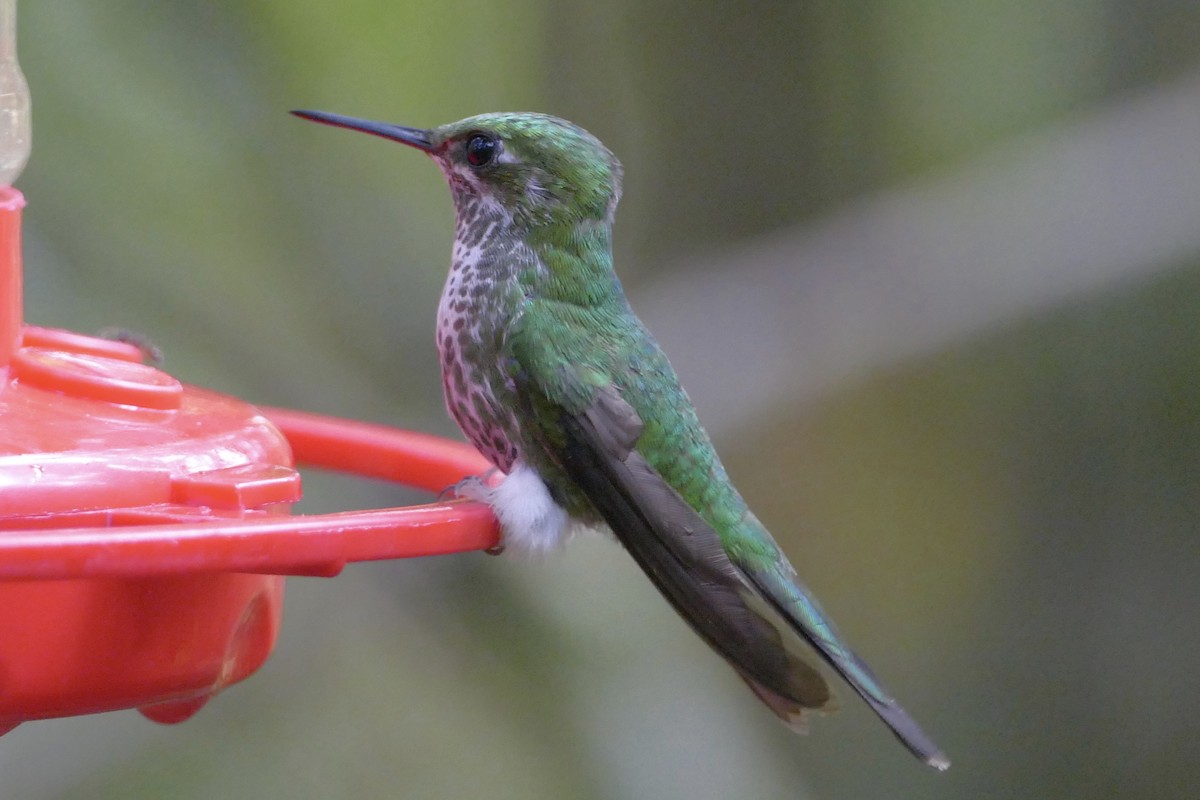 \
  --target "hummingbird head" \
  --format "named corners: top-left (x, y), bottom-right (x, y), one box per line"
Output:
top-left (293, 110), bottom-right (623, 231)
